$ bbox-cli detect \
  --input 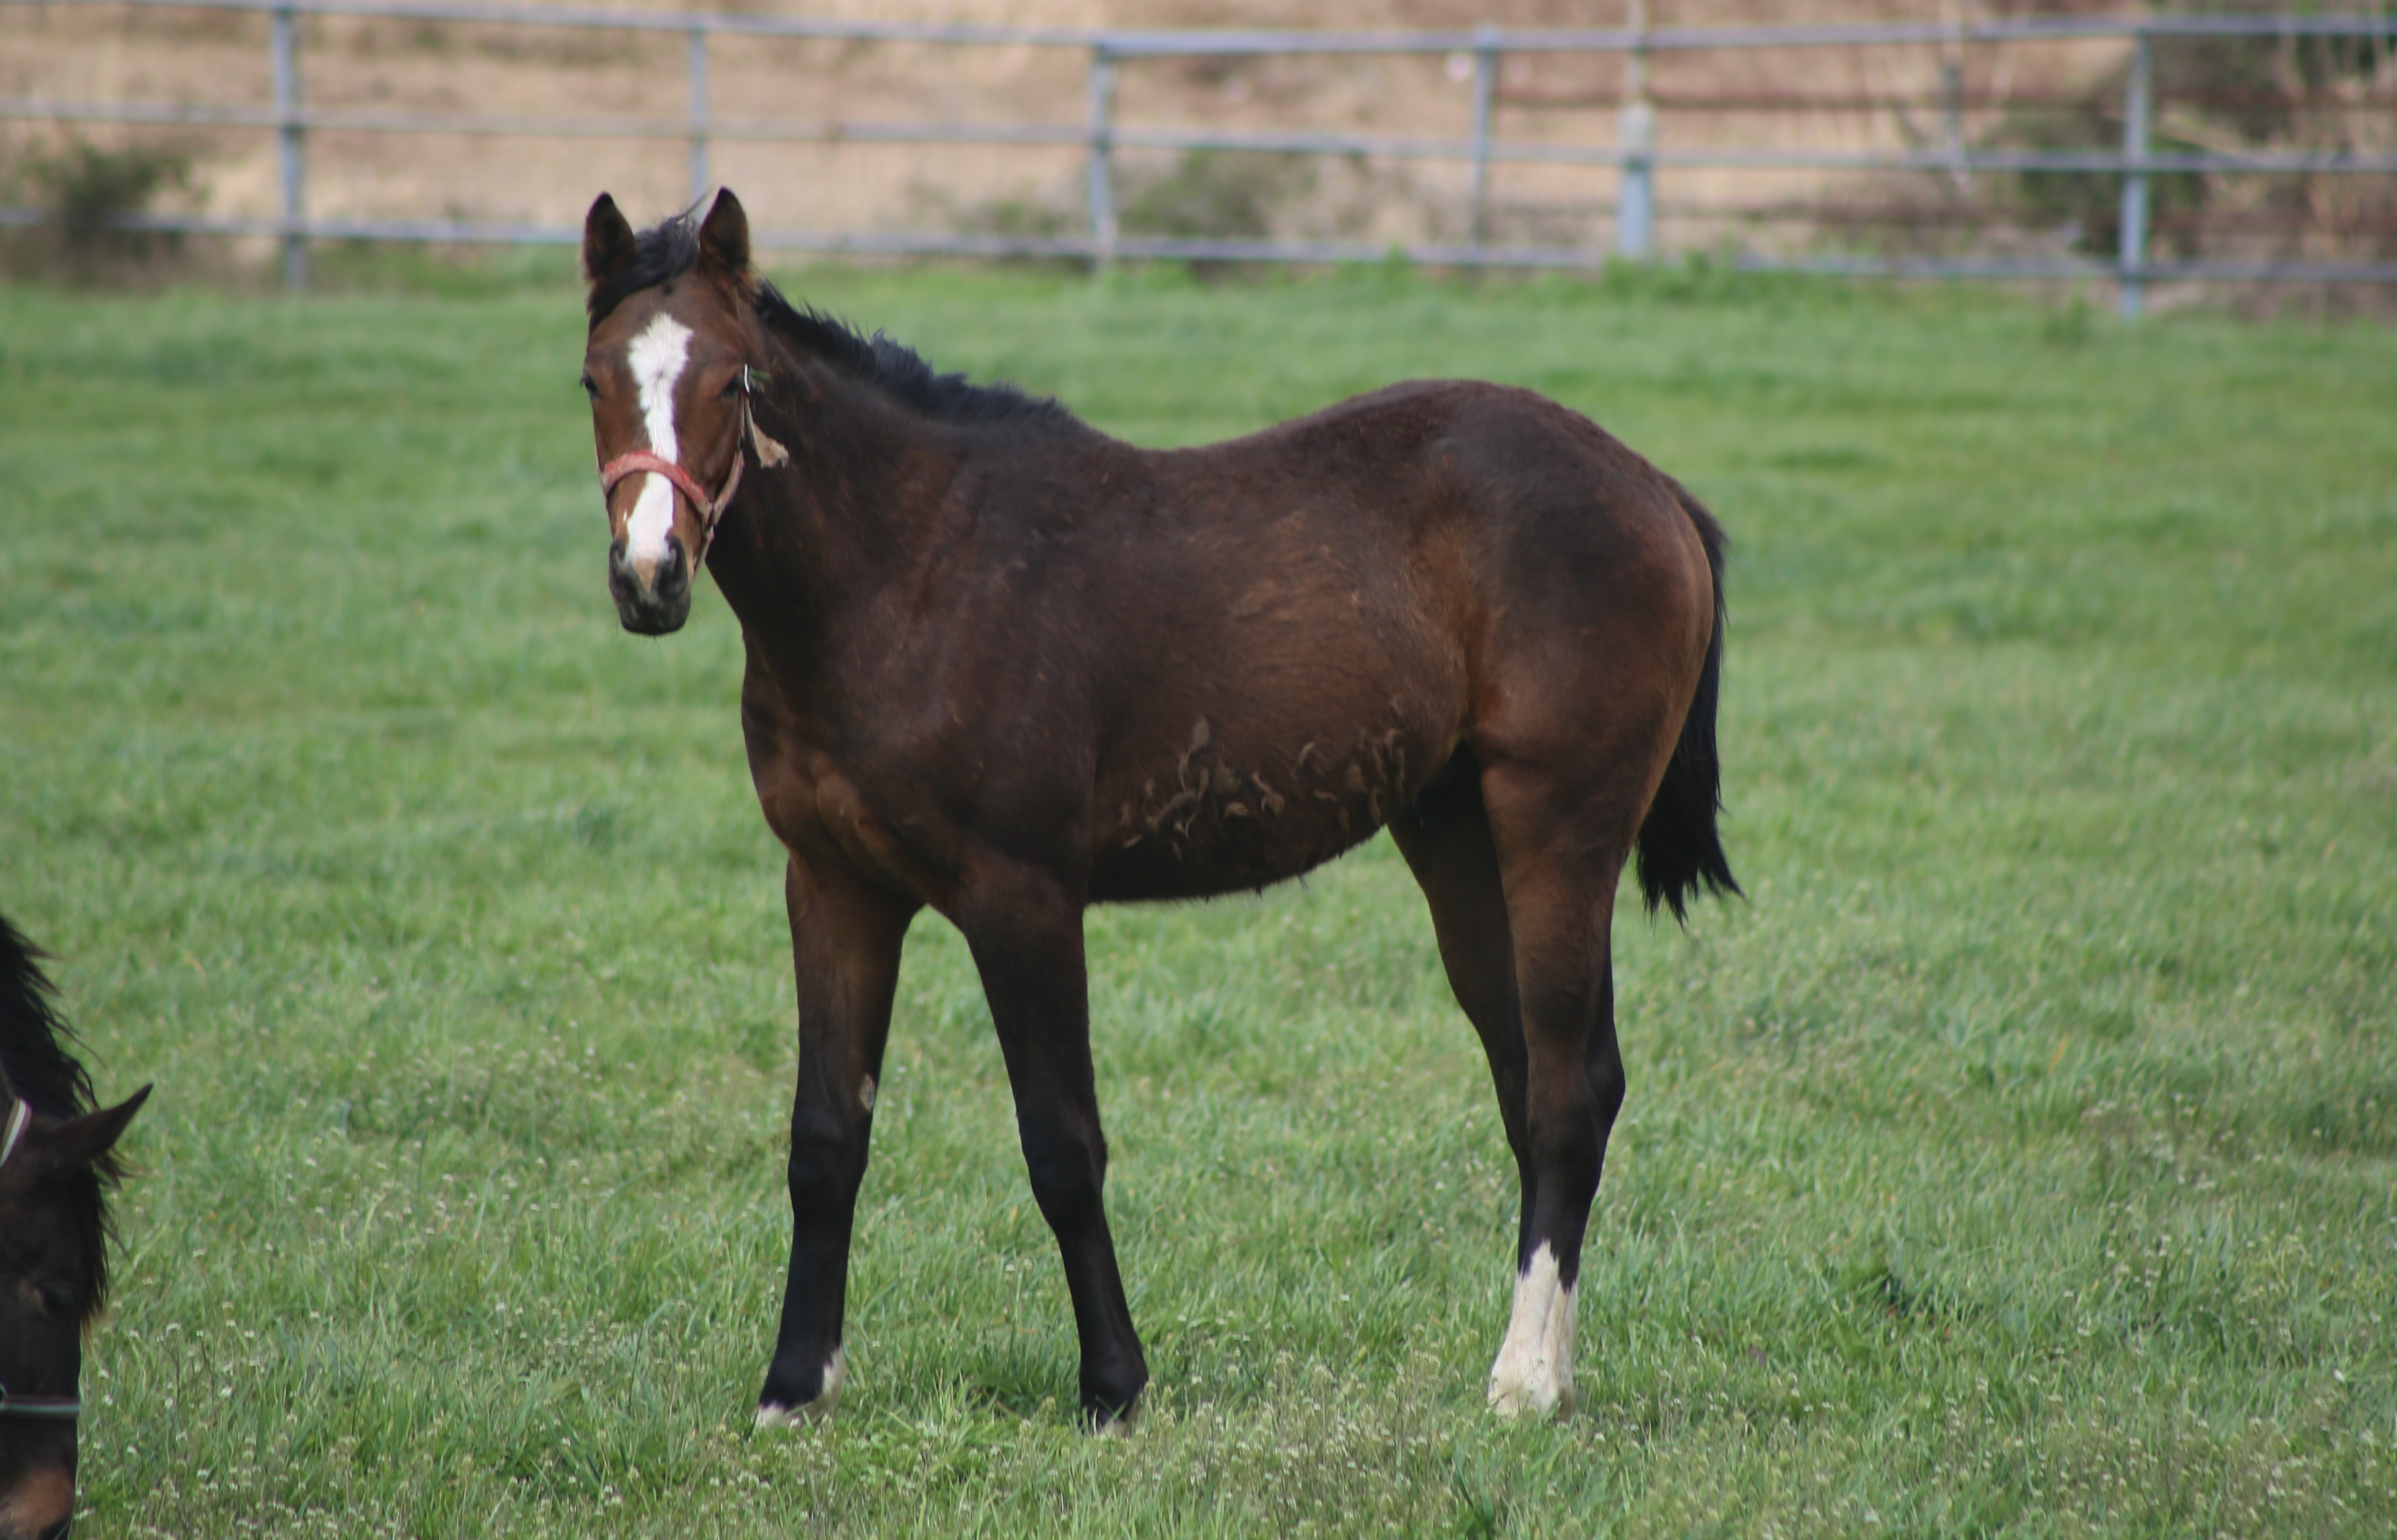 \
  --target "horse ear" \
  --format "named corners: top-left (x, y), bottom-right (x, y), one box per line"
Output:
top-left (698, 188), bottom-right (752, 280)
top-left (20, 1085), bottom-right (149, 1178)
top-left (583, 193), bottom-right (638, 290)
